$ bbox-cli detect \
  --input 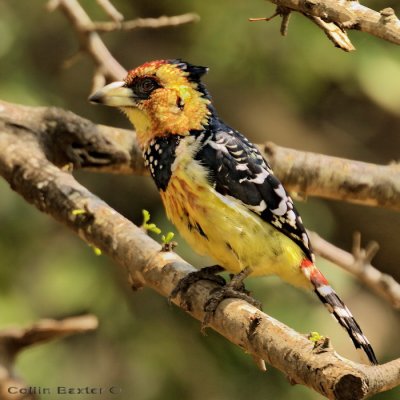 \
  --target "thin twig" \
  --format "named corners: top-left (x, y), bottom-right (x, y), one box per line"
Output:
top-left (309, 230), bottom-right (400, 309)
top-left (47, 0), bottom-right (126, 80)
top-left (48, 1), bottom-right (199, 81)
top-left (0, 315), bottom-right (98, 351)
top-left (88, 13), bottom-right (200, 33)
top-left (92, 67), bottom-right (107, 93)
top-left (0, 315), bottom-right (98, 400)
top-left (250, 6), bottom-right (291, 36)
